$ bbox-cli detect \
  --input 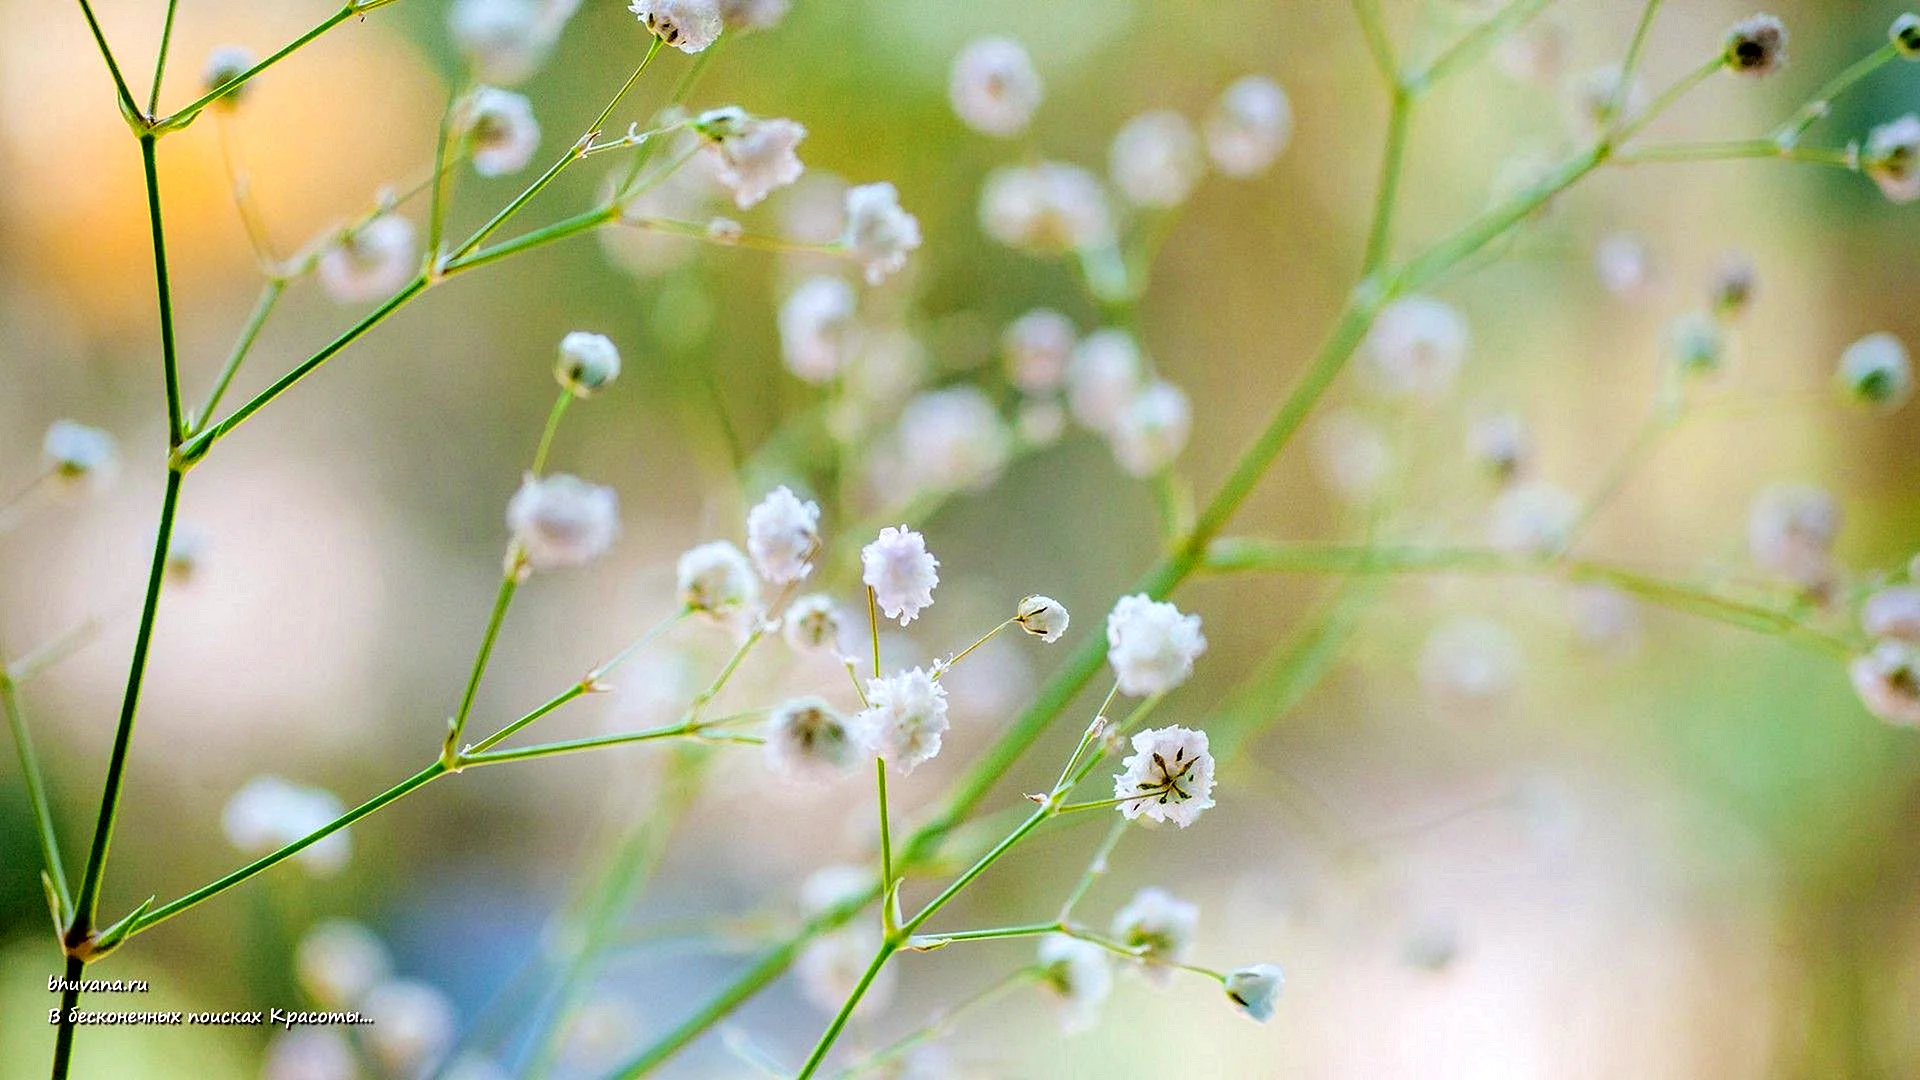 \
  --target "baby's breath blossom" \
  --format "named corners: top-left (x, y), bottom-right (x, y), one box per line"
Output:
top-left (855, 667), bottom-right (949, 771)
top-left (264, 1030), bottom-right (357, 1080)
top-left (861, 526), bottom-right (939, 625)
top-left (778, 276), bottom-right (858, 383)
top-left (1896, 13), bottom-right (1920, 58)
top-left (695, 107), bottom-right (806, 209)
top-left (1205, 75), bottom-right (1293, 177)
top-left (1495, 19), bottom-right (1565, 85)
top-left (1837, 332), bottom-right (1913, 409)
top-left (765, 697), bottom-right (859, 781)
top-left (507, 473), bottom-right (619, 571)
top-left (676, 540), bottom-right (759, 616)
top-left (1112, 887), bottom-right (1199, 983)
top-left (746, 485), bottom-right (821, 584)
top-left (1862, 586), bottom-right (1920, 642)
top-left (1113, 725), bottom-right (1217, 827)
top-left (555, 331), bottom-right (621, 397)
top-left (221, 776), bottom-right (351, 876)
top-left (1037, 934), bottom-right (1112, 1033)
top-left (841, 182), bottom-right (922, 284)
top-left (1016, 398), bottom-right (1067, 447)
top-left (1569, 584), bottom-right (1641, 652)
top-left (800, 864), bottom-right (872, 915)
top-left (949, 37), bottom-right (1043, 138)
top-left (165, 524), bottom-right (206, 584)
top-left (1016, 595), bottom-right (1070, 643)
top-left (630, 0), bottom-right (722, 53)
top-left (1106, 594), bottom-right (1207, 697)
top-left (1748, 482), bottom-right (1841, 592)
top-left (450, 0), bottom-right (578, 86)
top-left (458, 87), bottom-right (540, 177)
top-left (361, 980), bottom-right (457, 1078)
top-left (1365, 296), bottom-right (1469, 399)
top-left (42, 420), bottom-right (117, 493)
top-left (1486, 480), bottom-right (1578, 557)
top-left (1312, 410), bottom-right (1391, 503)
top-left (1711, 253), bottom-right (1757, 316)
top-left (1565, 65), bottom-right (1646, 134)
top-left (717, 0), bottom-right (787, 30)
top-left (897, 386), bottom-right (1013, 493)
top-left (1224, 964), bottom-right (1284, 1022)
top-left (1864, 114), bottom-right (1920, 203)
top-left (1669, 311), bottom-right (1725, 376)
top-left (1110, 379), bottom-right (1192, 478)
top-left (201, 45), bottom-right (255, 108)
top-left (1468, 412), bottom-right (1531, 481)
top-left (798, 926), bottom-right (895, 1016)
top-left (1595, 232), bottom-right (1654, 298)
top-left (295, 920), bottom-right (391, 1010)
top-left (979, 161), bottom-right (1114, 256)
top-left (1851, 640), bottom-right (1920, 726)
top-left (782, 594), bottom-right (844, 652)
top-left (1725, 15), bottom-right (1789, 76)
top-left (318, 215), bottom-right (417, 305)
top-left (1420, 617), bottom-right (1522, 699)
top-left (1003, 308), bottom-right (1077, 393)
top-left (1065, 328), bottom-right (1144, 434)
top-left (1109, 110), bottom-right (1205, 208)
